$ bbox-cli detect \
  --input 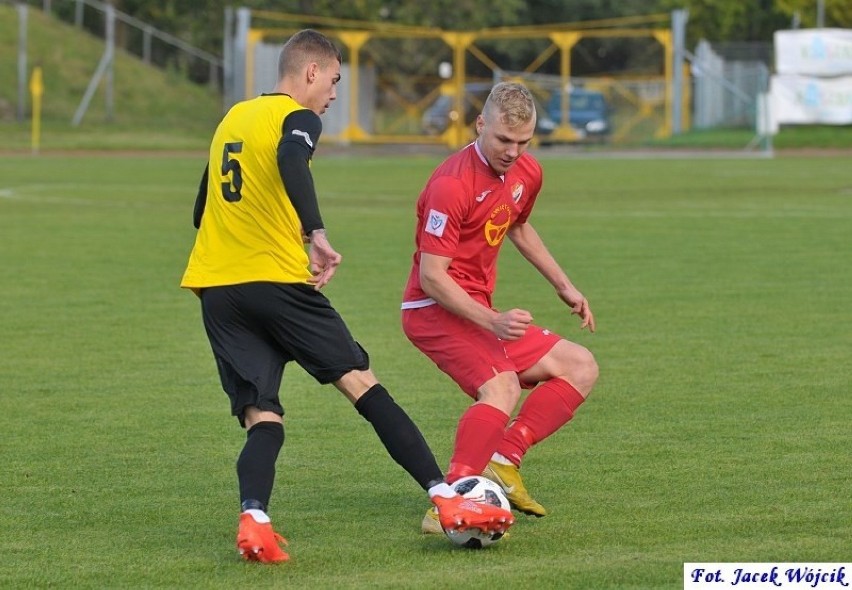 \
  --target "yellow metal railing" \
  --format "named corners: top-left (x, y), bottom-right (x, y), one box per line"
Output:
top-left (246, 14), bottom-right (688, 147)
